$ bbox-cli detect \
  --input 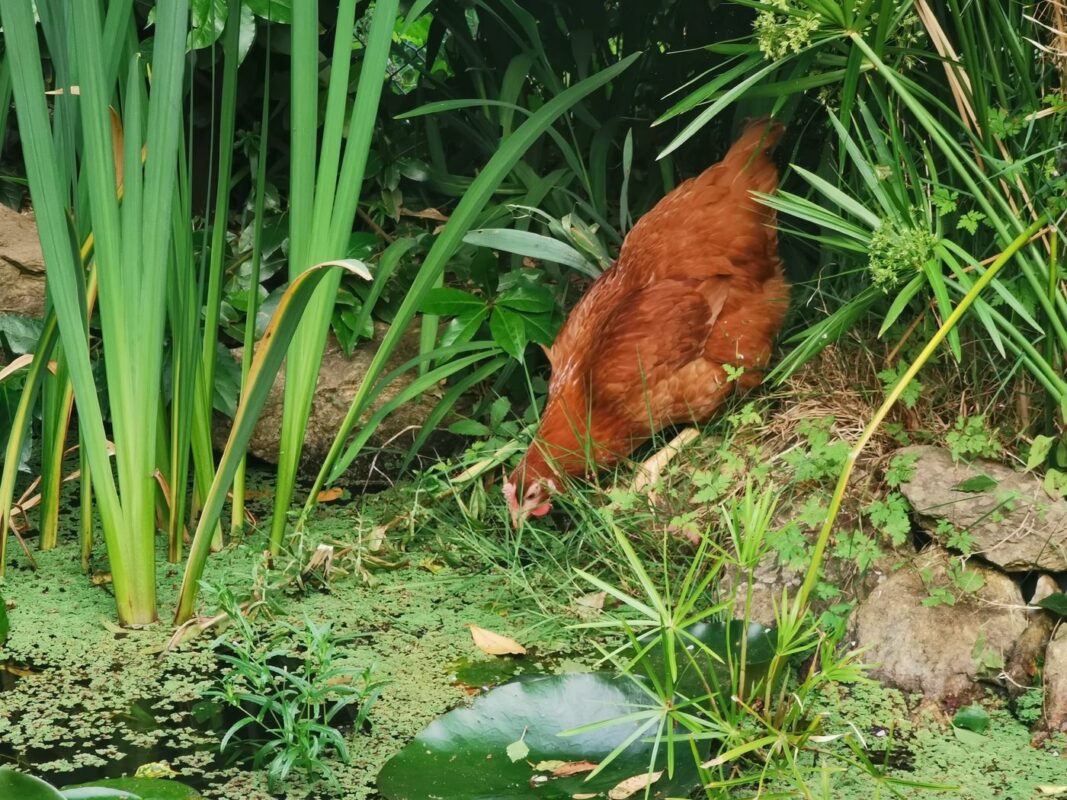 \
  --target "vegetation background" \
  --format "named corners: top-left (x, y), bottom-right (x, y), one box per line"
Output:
top-left (0, 0), bottom-right (1064, 798)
